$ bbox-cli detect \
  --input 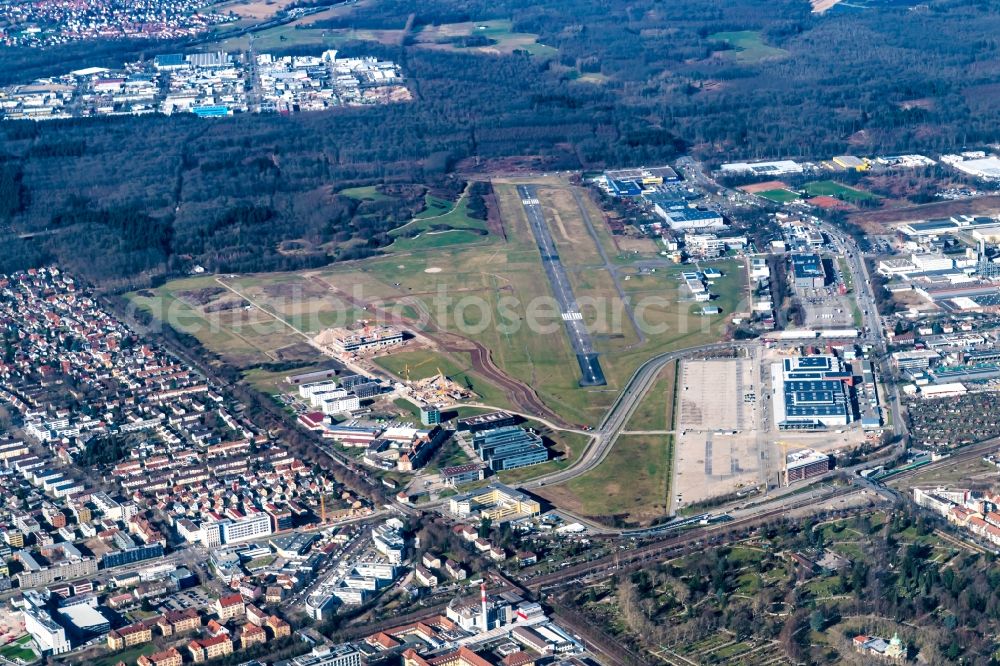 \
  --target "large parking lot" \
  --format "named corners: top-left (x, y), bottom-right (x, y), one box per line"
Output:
top-left (677, 358), bottom-right (757, 432)
top-left (673, 358), bottom-right (763, 507)
top-left (158, 588), bottom-right (214, 613)
top-left (798, 284), bottom-right (855, 328)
